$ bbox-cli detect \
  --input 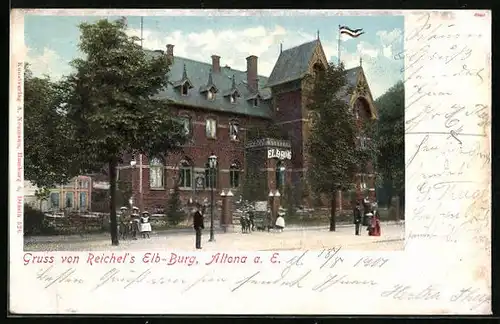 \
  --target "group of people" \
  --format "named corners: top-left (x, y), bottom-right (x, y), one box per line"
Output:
top-left (353, 196), bottom-right (381, 236)
top-left (118, 206), bottom-right (152, 240)
top-left (190, 203), bottom-right (287, 249)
